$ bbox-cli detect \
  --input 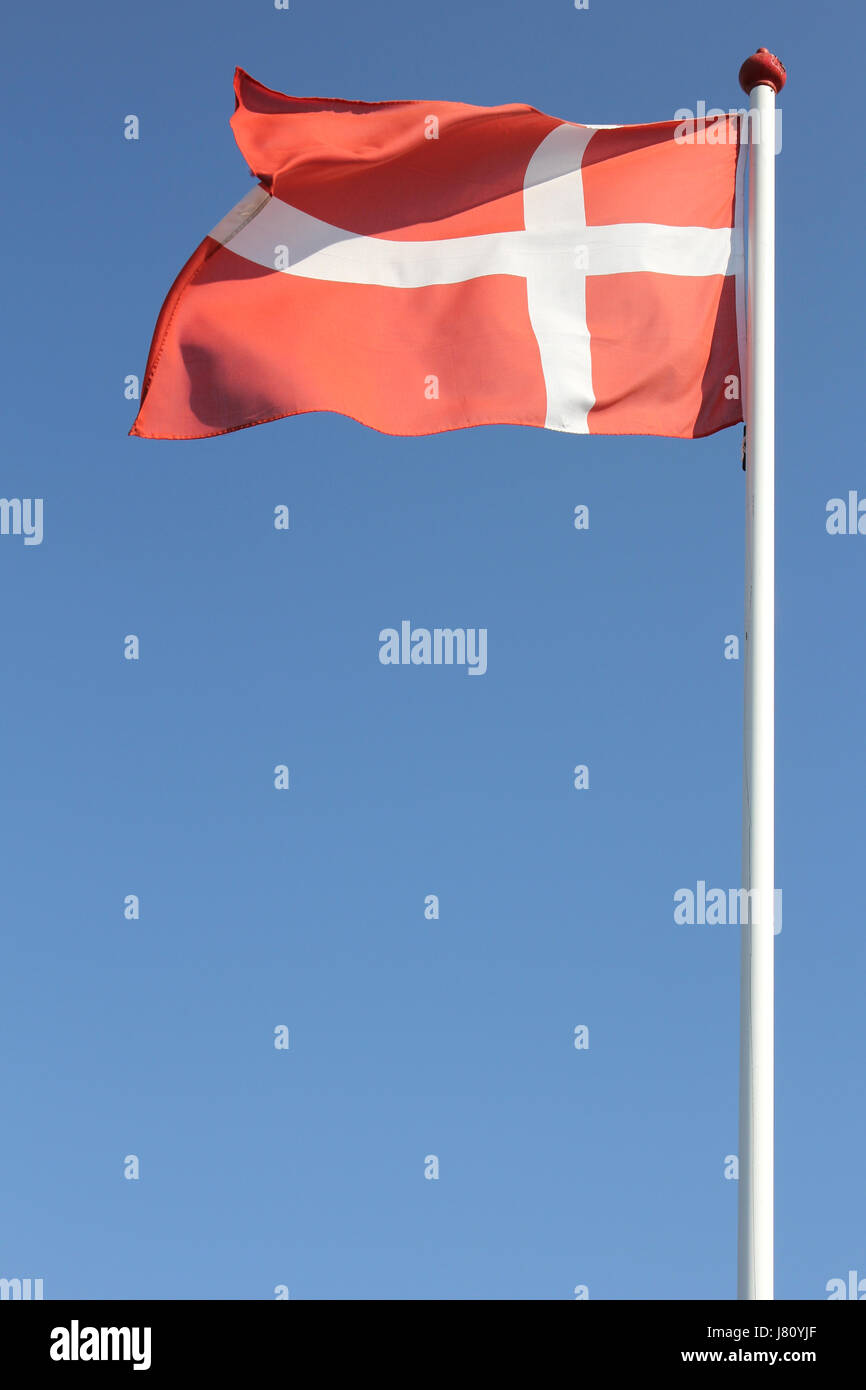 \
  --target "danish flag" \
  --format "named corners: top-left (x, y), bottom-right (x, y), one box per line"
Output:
top-left (131, 69), bottom-right (745, 442)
